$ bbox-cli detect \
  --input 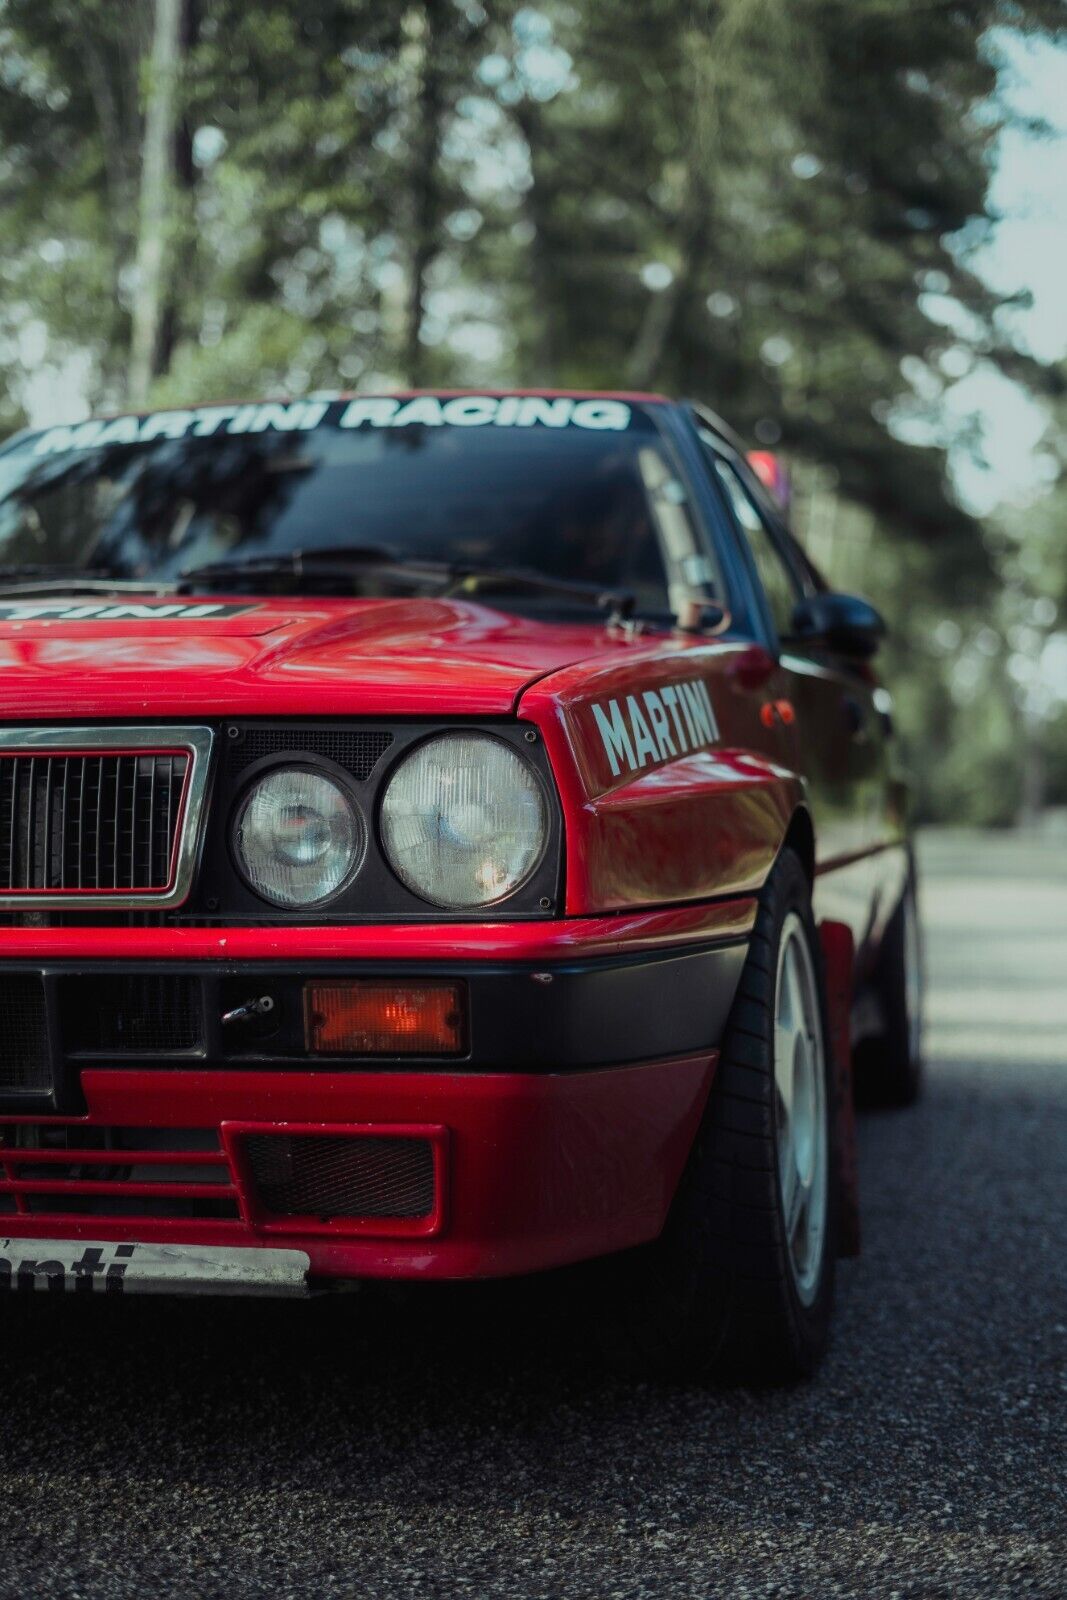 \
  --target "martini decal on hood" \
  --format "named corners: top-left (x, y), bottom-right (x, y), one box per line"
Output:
top-left (0, 601), bottom-right (258, 622)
